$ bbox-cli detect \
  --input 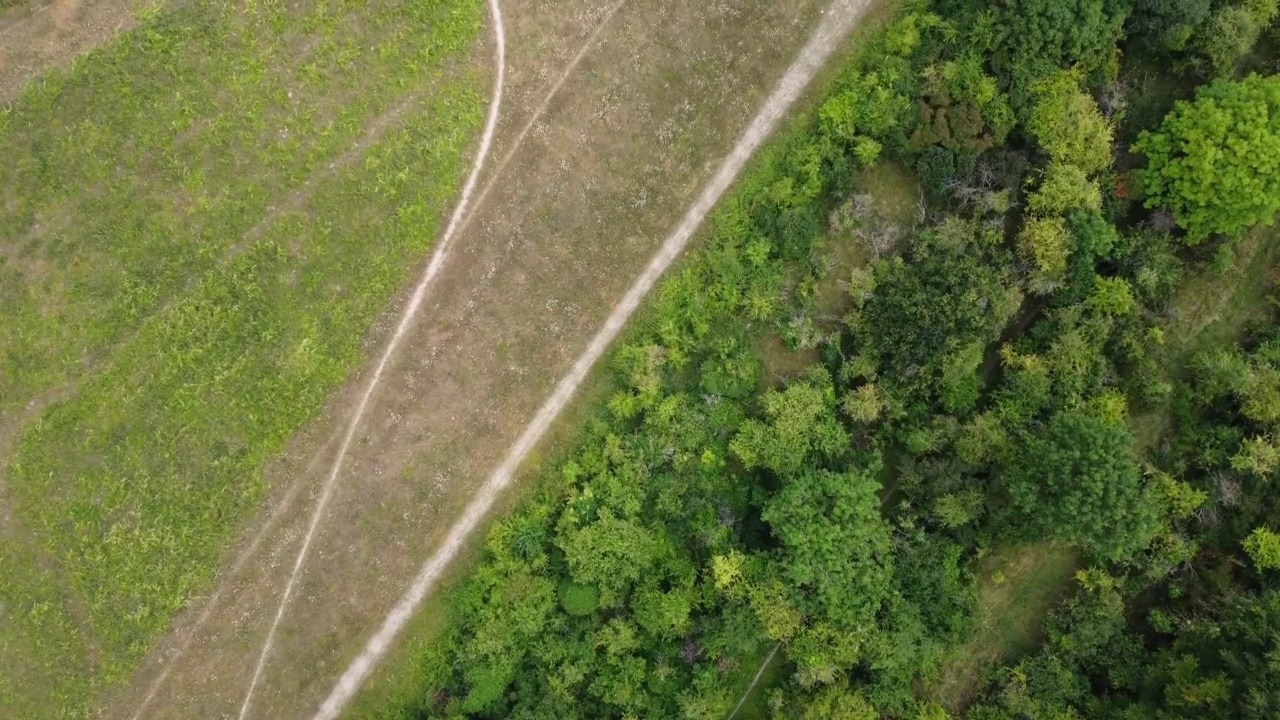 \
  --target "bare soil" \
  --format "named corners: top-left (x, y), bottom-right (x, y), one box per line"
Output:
top-left (0, 0), bottom-right (138, 100)
top-left (100, 0), bottom-right (859, 717)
